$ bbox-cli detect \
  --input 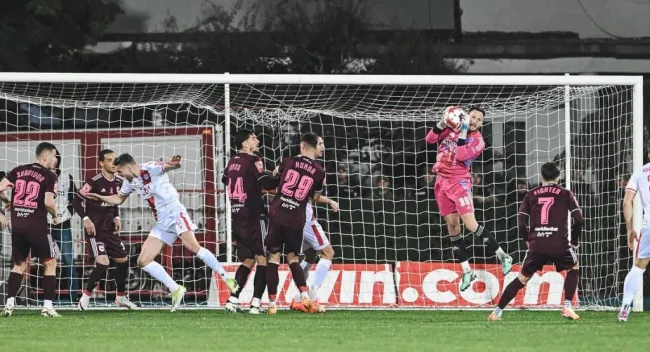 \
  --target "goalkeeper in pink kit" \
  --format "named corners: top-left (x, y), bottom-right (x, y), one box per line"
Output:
top-left (426, 106), bottom-right (512, 291)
